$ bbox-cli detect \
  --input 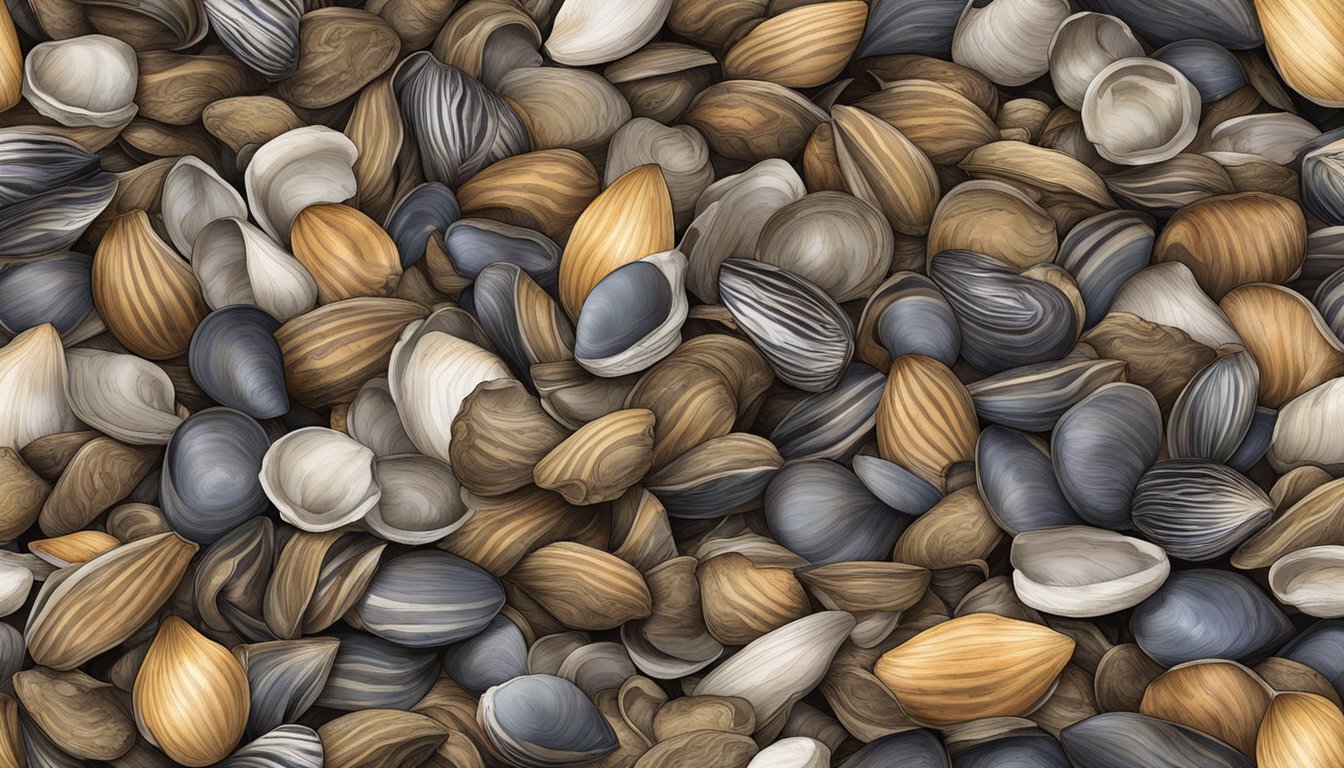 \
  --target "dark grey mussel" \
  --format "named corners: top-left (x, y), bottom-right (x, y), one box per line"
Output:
top-left (479, 674), bottom-right (618, 768)
top-left (1055, 211), bottom-right (1154, 329)
top-left (194, 517), bottom-right (275, 641)
top-left (218, 724), bottom-right (323, 768)
top-left (574, 250), bottom-right (687, 378)
top-left (858, 272), bottom-right (961, 370)
top-left (441, 218), bottom-right (562, 292)
top-left (644, 433), bottom-right (784, 518)
top-left (202, 0), bottom-right (301, 80)
top-left (764, 459), bottom-right (911, 564)
top-left (394, 51), bottom-right (531, 188)
top-left (384, 182), bottom-right (461, 268)
top-left (1227, 406), bottom-right (1276, 473)
top-left (0, 253), bottom-right (102, 344)
top-left (472, 261), bottom-right (574, 380)
top-left (349, 549), bottom-right (505, 647)
top-left (930, 249), bottom-right (1079, 374)
top-left (1131, 459), bottom-right (1272, 561)
top-left (0, 625), bottom-right (23, 695)
top-left (1131, 569), bottom-right (1292, 667)
top-left (1052, 383), bottom-right (1162, 529)
top-left (855, 0), bottom-right (964, 59)
top-left (844, 729), bottom-right (949, 768)
top-left (719, 259), bottom-right (854, 393)
top-left (1302, 138), bottom-right (1344, 227)
top-left (161, 408), bottom-right (271, 544)
top-left (966, 357), bottom-right (1128, 432)
top-left (851, 455), bottom-right (942, 517)
top-left (233, 638), bottom-right (339, 740)
top-left (0, 132), bottom-right (102, 204)
top-left (1280, 621), bottom-right (1344, 697)
top-left (1080, 0), bottom-right (1261, 48)
top-left (1152, 40), bottom-right (1248, 102)
top-left (314, 631), bottom-right (439, 711)
top-left (977, 426), bottom-right (1083, 535)
top-left (0, 170), bottom-right (117, 259)
top-left (188, 305), bottom-right (289, 420)
top-left (1166, 346), bottom-right (1259, 463)
top-left (770, 364), bottom-right (884, 462)
top-left (954, 730), bottom-right (1071, 768)
top-left (442, 613), bottom-right (529, 693)
top-left (1060, 712), bottom-right (1254, 768)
